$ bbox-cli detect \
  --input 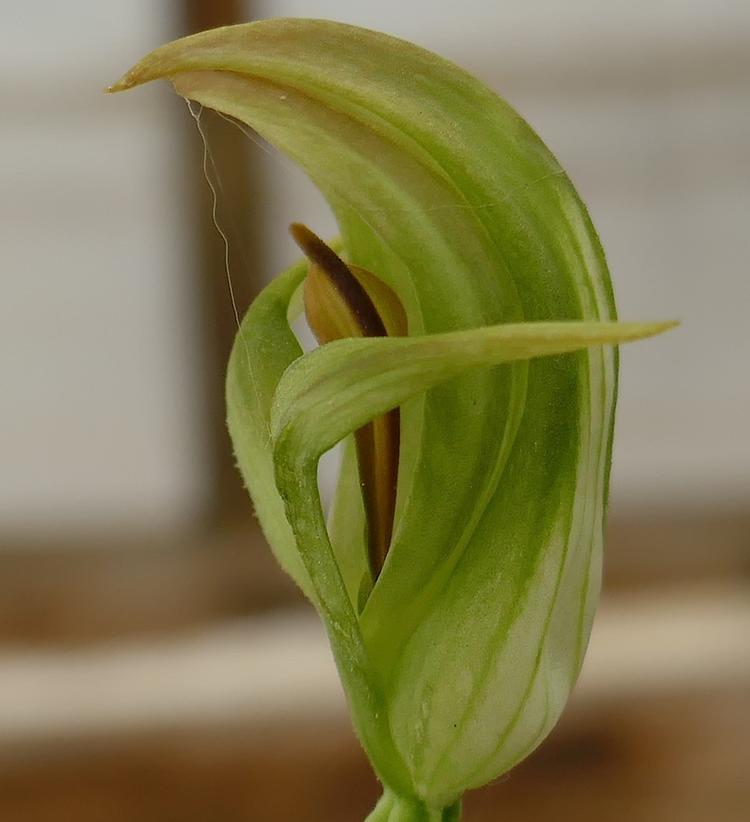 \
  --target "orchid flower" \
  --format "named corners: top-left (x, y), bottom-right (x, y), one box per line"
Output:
top-left (110, 19), bottom-right (674, 821)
